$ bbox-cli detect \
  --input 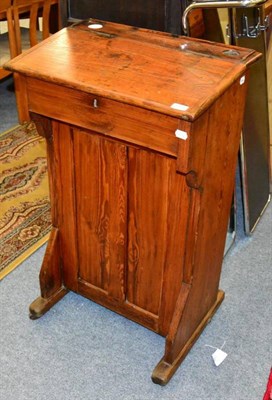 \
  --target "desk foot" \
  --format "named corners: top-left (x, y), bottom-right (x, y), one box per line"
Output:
top-left (29, 287), bottom-right (68, 320)
top-left (29, 227), bottom-right (68, 319)
top-left (151, 290), bottom-right (225, 385)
